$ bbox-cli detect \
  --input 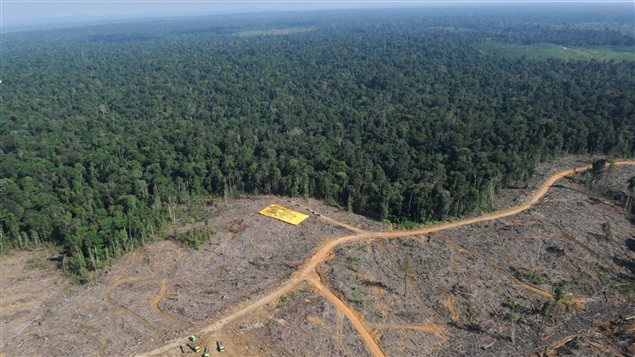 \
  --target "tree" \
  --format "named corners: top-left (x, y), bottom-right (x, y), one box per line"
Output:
top-left (591, 159), bottom-right (607, 176)
top-left (98, 104), bottom-right (107, 120)
top-left (625, 176), bottom-right (635, 212)
top-left (505, 298), bottom-right (520, 343)
top-left (601, 221), bottom-right (612, 241)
